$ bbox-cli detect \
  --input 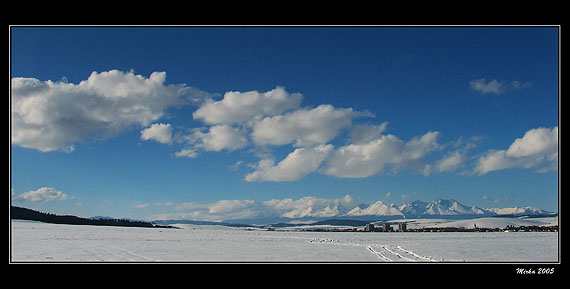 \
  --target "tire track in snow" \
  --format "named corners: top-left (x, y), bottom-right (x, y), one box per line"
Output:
top-left (107, 246), bottom-right (153, 261)
top-left (395, 245), bottom-right (438, 262)
top-left (74, 240), bottom-right (107, 261)
top-left (367, 246), bottom-right (392, 262)
top-left (366, 245), bottom-right (439, 262)
top-left (74, 240), bottom-right (152, 261)
top-left (381, 245), bottom-right (415, 261)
